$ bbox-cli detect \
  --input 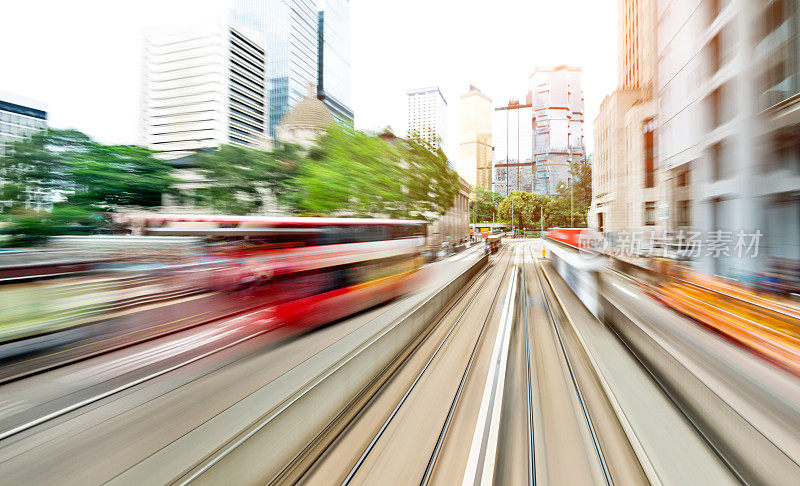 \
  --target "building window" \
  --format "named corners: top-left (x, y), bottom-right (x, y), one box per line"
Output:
top-left (711, 142), bottom-right (723, 180)
top-left (644, 201), bottom-right (656, 226)
top-left (677, 168), bottom-right (689, 187)
top-left (710, 87), bottom-right (722, 128)
top-left (709, 34), bottom-right (721, 74)
top-left (643, 118), bottom-right (655, 188)
top-left (677, 200), bottom-right (691, 226)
